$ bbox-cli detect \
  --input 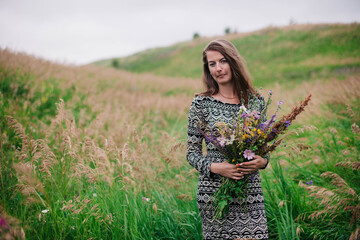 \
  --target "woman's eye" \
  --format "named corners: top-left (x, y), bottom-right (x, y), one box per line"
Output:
top-left (209, 63), bottom-right (215, 67)
top-left (221, 59), bottom-right (227, 63)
